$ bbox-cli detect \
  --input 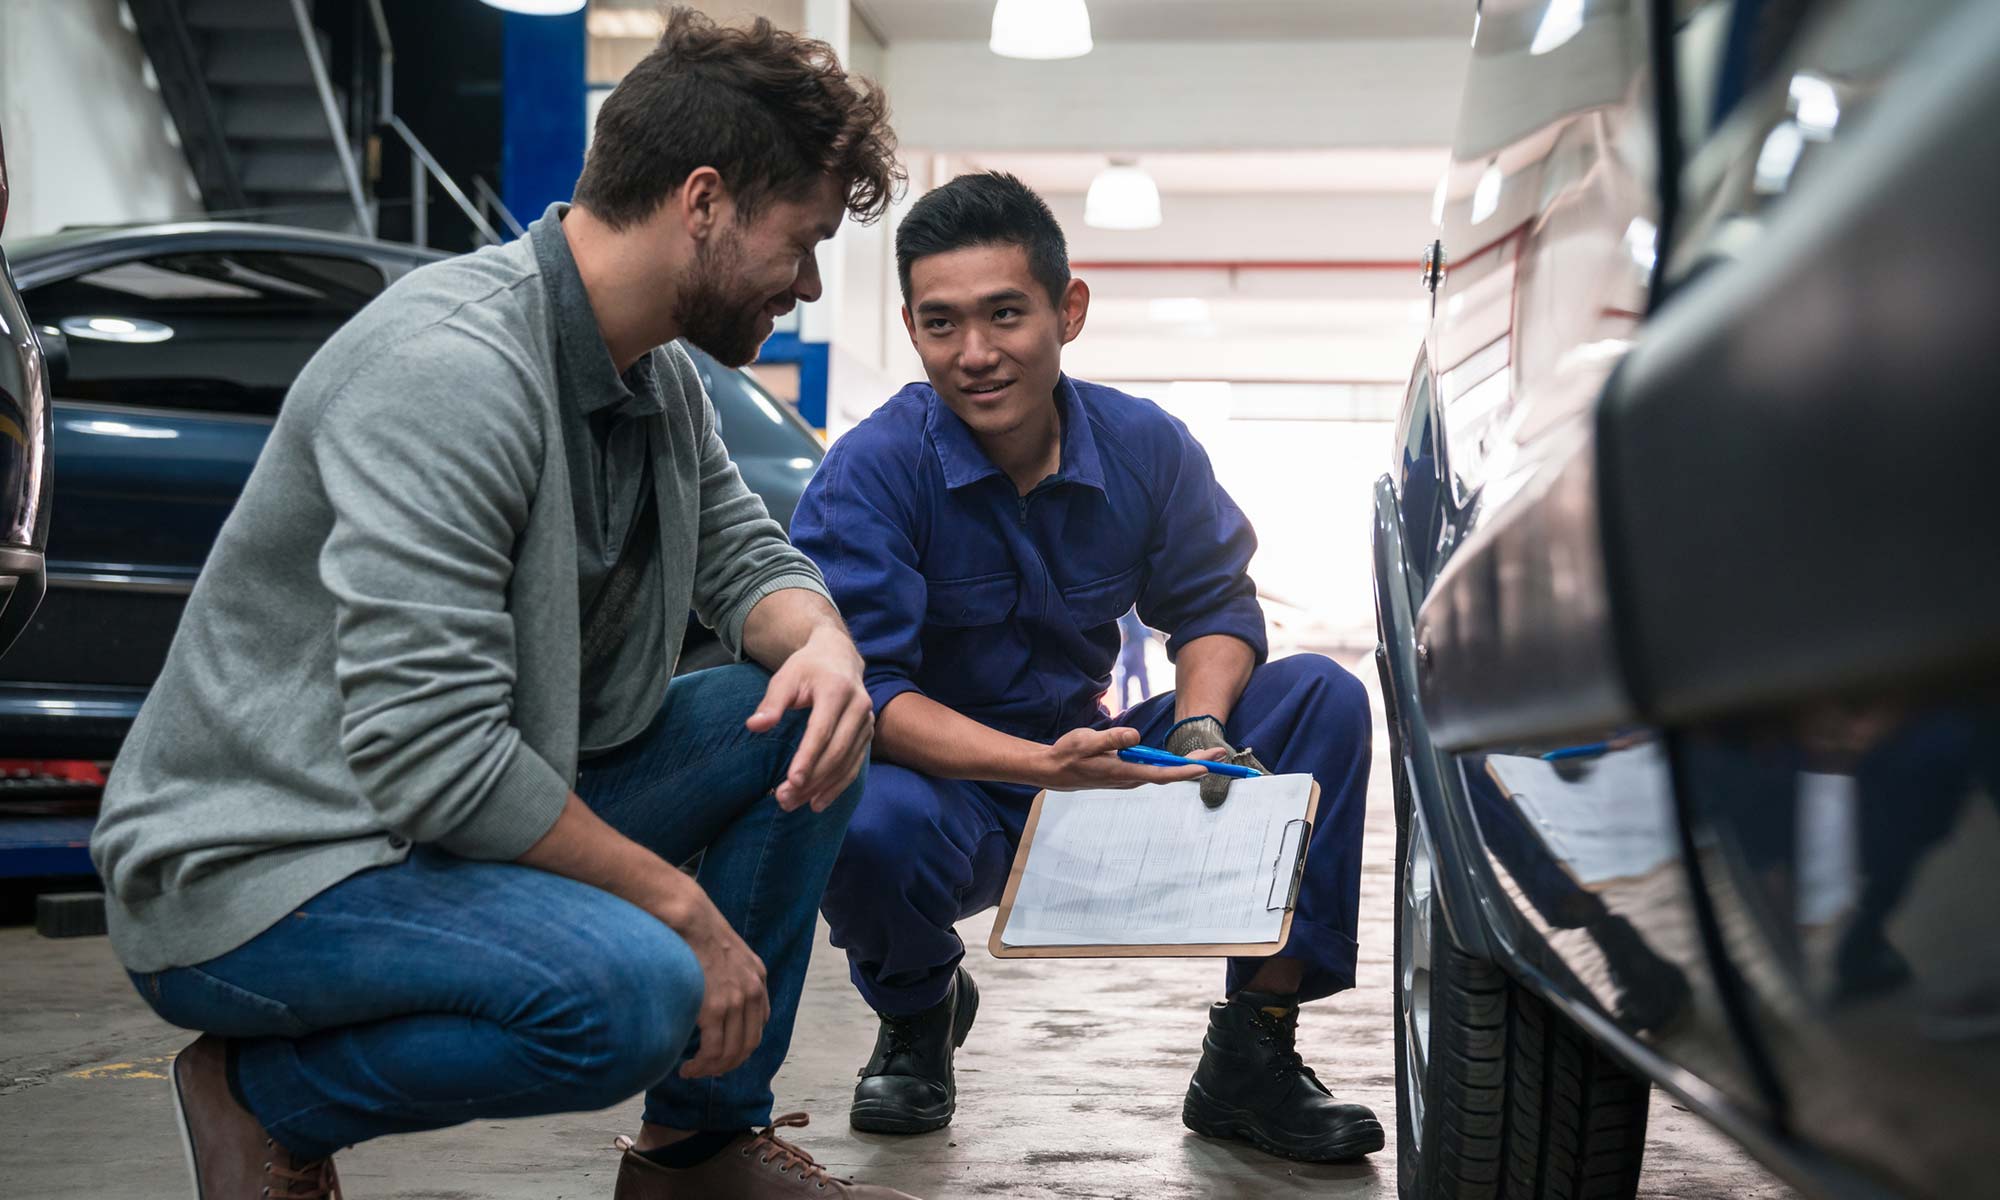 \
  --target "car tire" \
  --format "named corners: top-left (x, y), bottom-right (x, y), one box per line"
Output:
top-left (1391, 721), bottom-right (1652, 1199)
